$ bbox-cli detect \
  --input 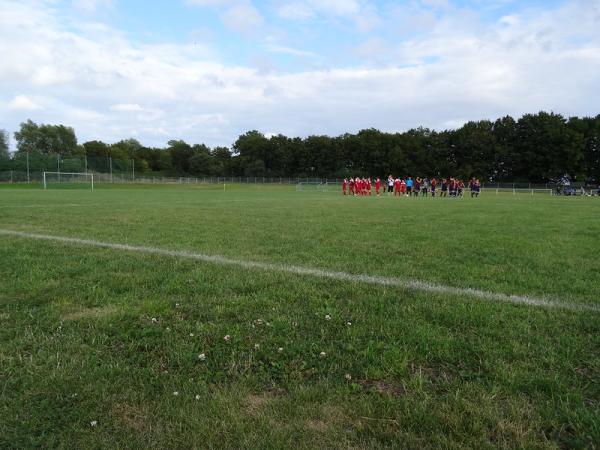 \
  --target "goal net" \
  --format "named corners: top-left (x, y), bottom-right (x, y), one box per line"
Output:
top-left (43, 172), bottom-right (94, 190)
top-left (295, 182), bottom-right (330, 192)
